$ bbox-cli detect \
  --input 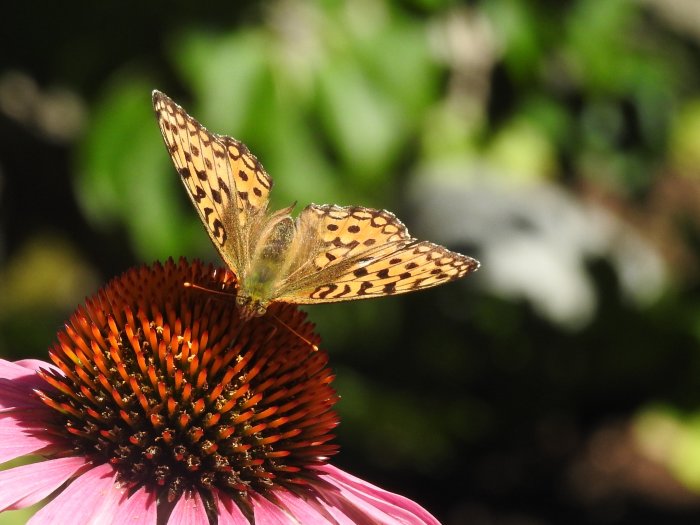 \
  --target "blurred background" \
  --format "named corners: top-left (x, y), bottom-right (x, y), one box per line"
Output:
top-left (2, 0), bottom-right (700, 523)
